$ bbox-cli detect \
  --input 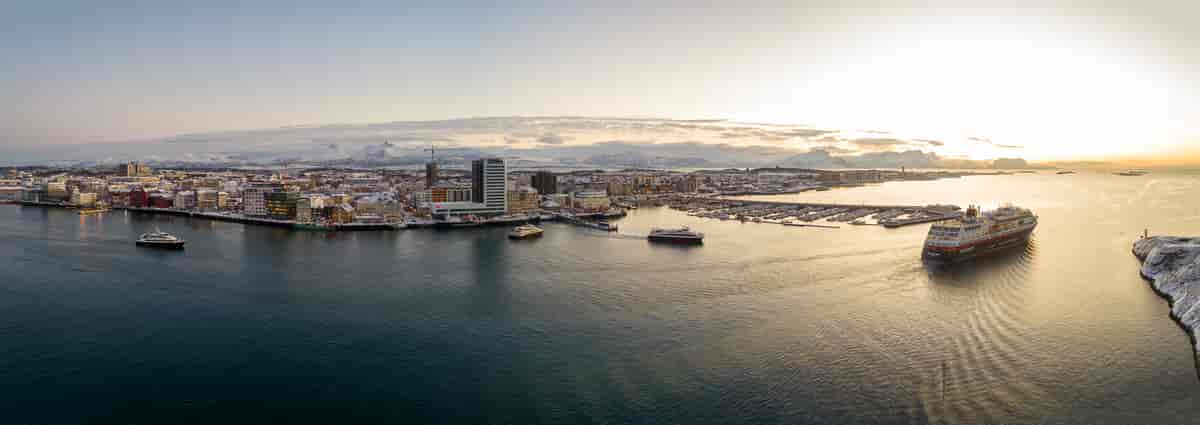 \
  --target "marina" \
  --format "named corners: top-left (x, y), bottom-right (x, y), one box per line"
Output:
top-left (664, 196), bottom-right (962, 229)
